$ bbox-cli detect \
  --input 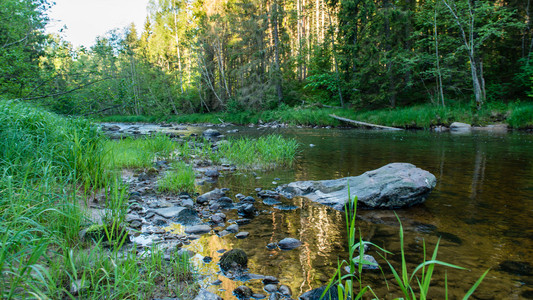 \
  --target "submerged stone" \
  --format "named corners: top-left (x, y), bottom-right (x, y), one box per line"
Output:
top-left (278, 238), bottom-right (302, 250)
top-left (273, 204), bottom-right (298, 211)
top-left (220, 249), bottom-right (248, 273)
top-left (263, 198), bottom-right (281, 206)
